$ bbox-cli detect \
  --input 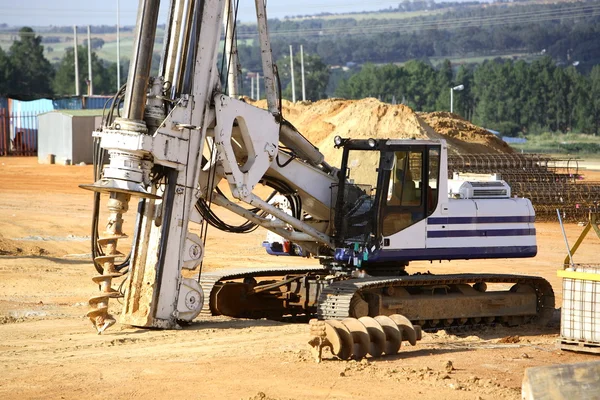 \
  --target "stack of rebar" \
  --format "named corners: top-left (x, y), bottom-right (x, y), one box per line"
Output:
top-left (448, 153), bottom-right (600, 222)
